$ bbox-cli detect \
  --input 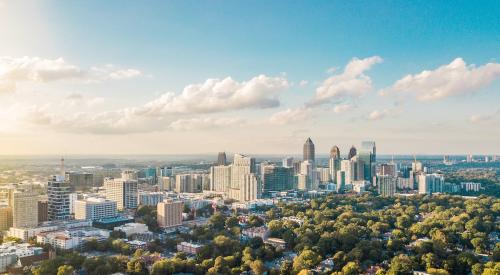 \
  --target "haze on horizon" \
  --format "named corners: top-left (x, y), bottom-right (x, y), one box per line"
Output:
top-left (1, 1), bottom-right (499, 156)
